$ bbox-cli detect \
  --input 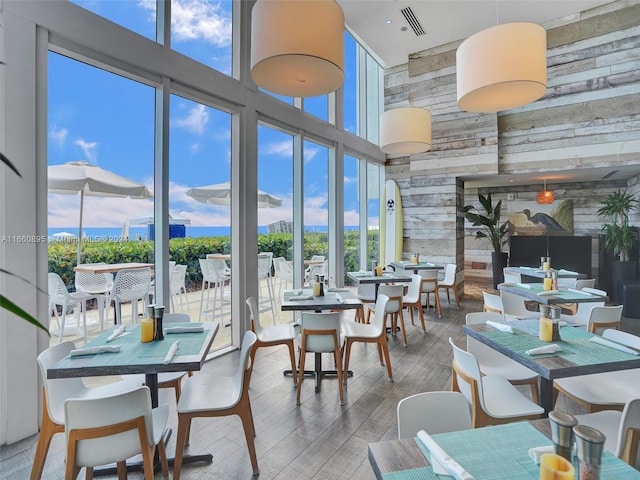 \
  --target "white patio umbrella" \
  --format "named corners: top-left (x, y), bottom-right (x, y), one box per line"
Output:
top-left (185, 182), bottom-right (282, 208)
top-left (48, 161), bottom-right (152, 265)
